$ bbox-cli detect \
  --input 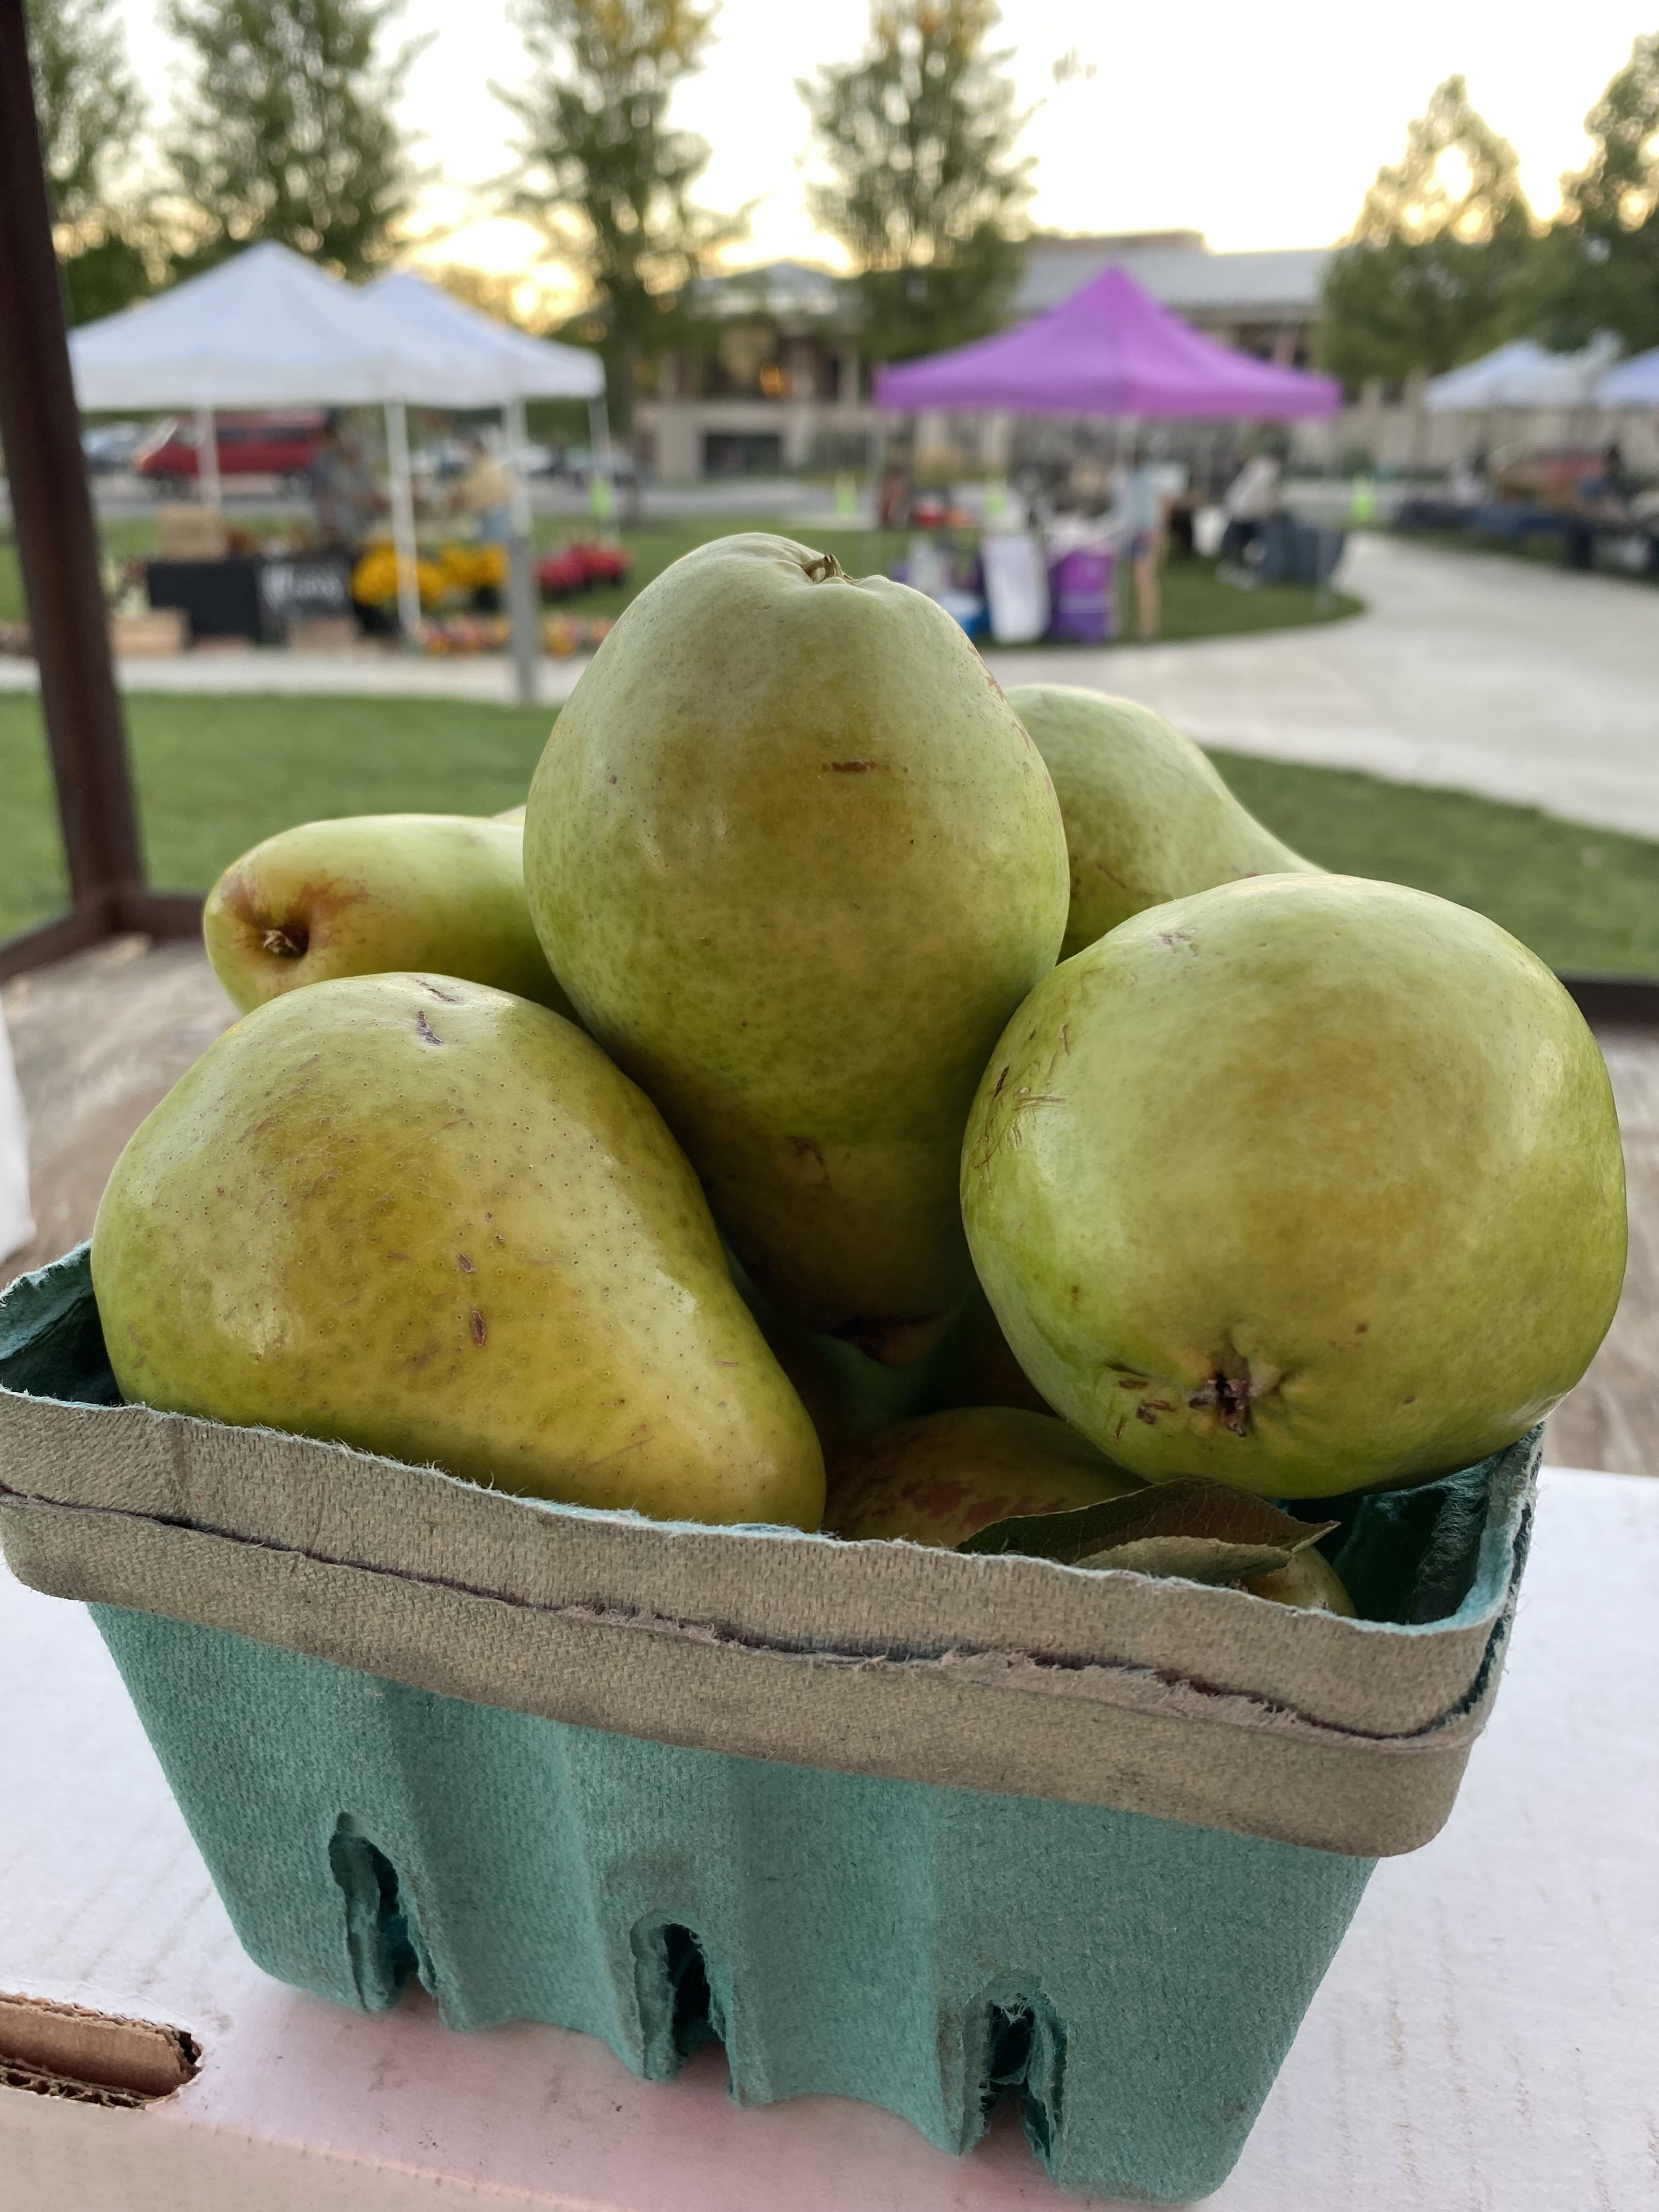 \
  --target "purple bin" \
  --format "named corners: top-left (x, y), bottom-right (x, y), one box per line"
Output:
top-left (1047, 547), bottom-right (1115, 643)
